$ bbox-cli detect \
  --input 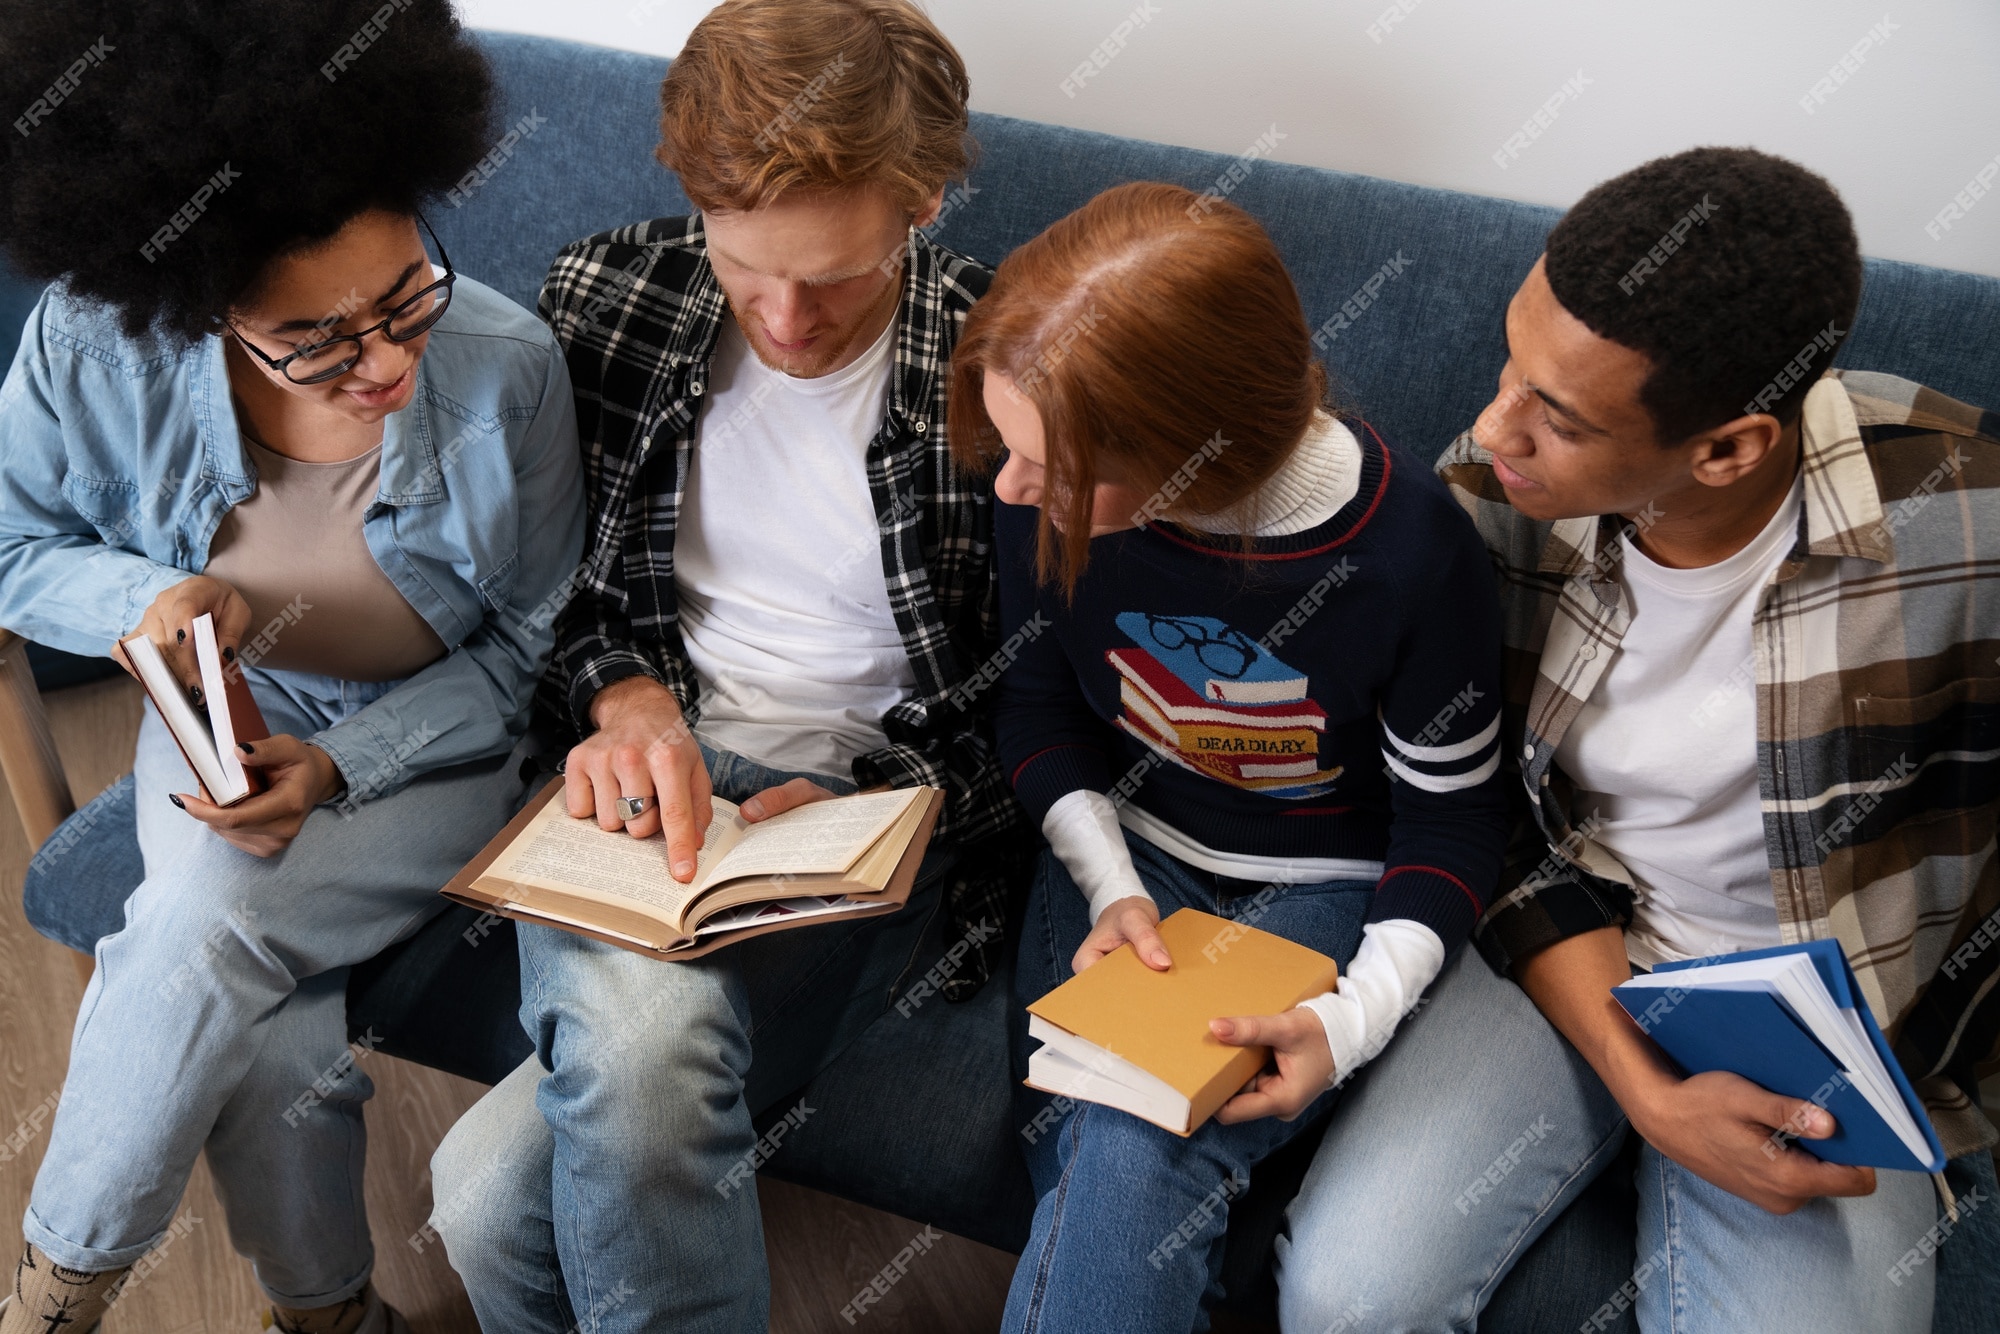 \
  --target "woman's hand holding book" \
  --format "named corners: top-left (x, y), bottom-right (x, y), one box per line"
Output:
top-left (123, 575), bottom-right (252, 693)
top-left (173, 733), bottom-right (344, 857)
